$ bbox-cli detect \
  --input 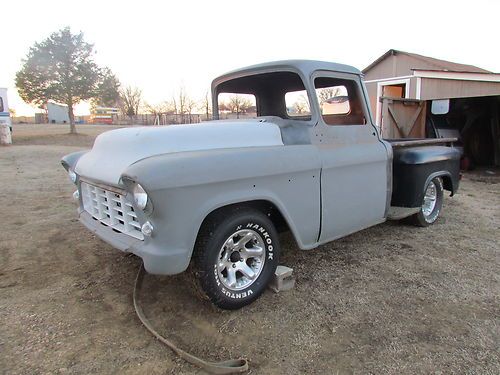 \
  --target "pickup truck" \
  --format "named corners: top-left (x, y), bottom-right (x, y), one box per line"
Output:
top-left (62, 60), bottom-right (460, 309)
